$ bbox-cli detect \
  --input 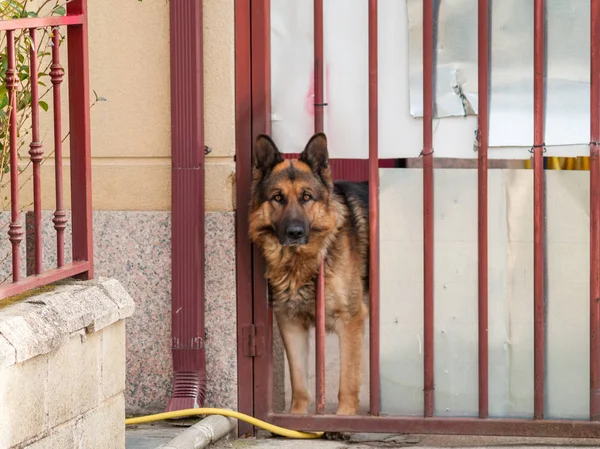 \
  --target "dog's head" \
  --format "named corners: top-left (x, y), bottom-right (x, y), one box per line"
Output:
top-left (249, 133), bottom-right (336, 249)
